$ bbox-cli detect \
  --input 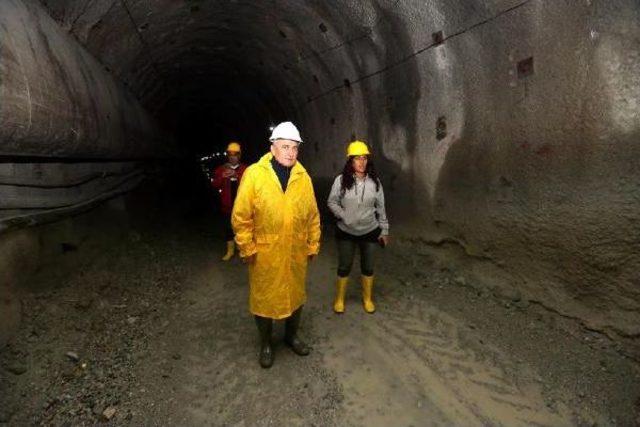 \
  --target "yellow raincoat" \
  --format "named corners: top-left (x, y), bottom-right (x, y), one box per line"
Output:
top-left (231, 153), bottom-right (321, 319)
